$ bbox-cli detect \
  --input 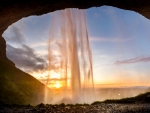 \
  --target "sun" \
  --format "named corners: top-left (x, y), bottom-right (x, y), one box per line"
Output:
top-left (55, 81), bottom-right (61, 89)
